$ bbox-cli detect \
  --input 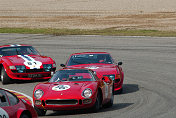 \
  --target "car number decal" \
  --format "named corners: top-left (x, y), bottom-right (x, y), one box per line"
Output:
top-left (52, 85), bottom-right (71, 91)
top-left (85, 66), bottom-right (99, 69)
top-left (18, 55), bottom-right (42, 69)
top-left (0, 108), bottom-right (9, 118)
